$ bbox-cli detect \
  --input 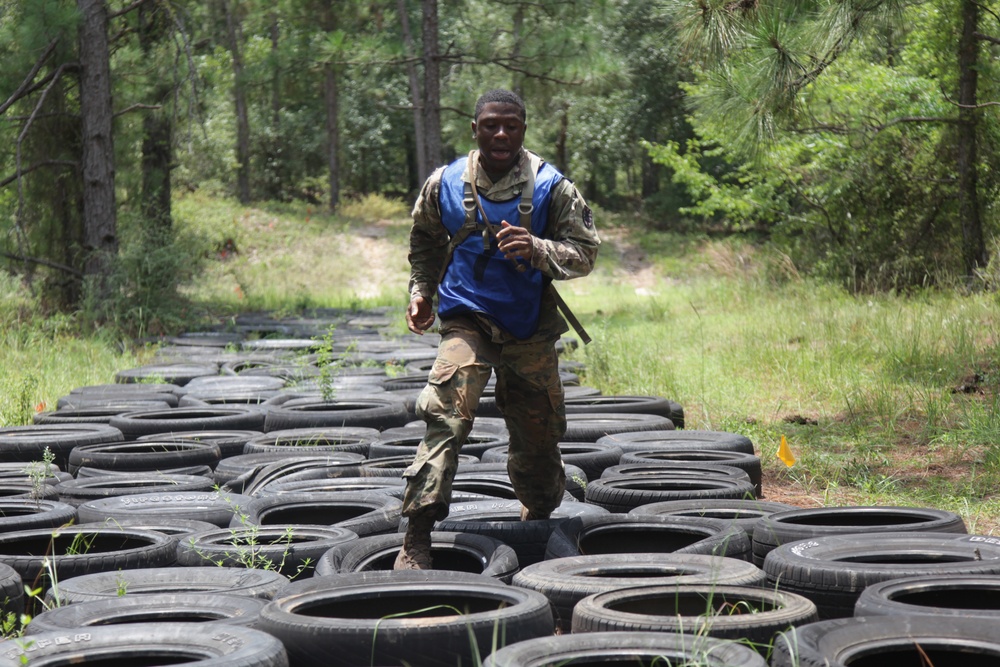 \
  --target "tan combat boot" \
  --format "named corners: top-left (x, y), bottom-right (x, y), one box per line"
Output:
top-left (393, 512), bottom-right (435, 570)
